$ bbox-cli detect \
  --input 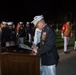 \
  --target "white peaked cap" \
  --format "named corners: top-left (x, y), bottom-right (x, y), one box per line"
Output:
top-left (19, 22), bottom-right (23, 24)
top-left (31, 15), bottom-right (44, 26)
top-left (2, 21), bottom-right (7, 24)
top-left (26, 22), bottom-right (30, 24)
top-left (7, 22), bottom-right (13, 25)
